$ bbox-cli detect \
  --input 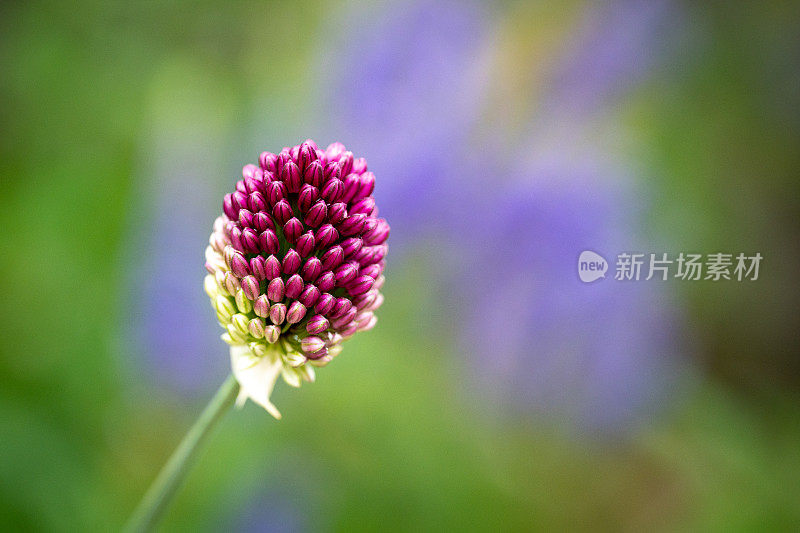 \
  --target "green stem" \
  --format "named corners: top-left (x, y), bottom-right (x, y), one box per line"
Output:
top-left (123, 374), bottom-right (240, 533)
